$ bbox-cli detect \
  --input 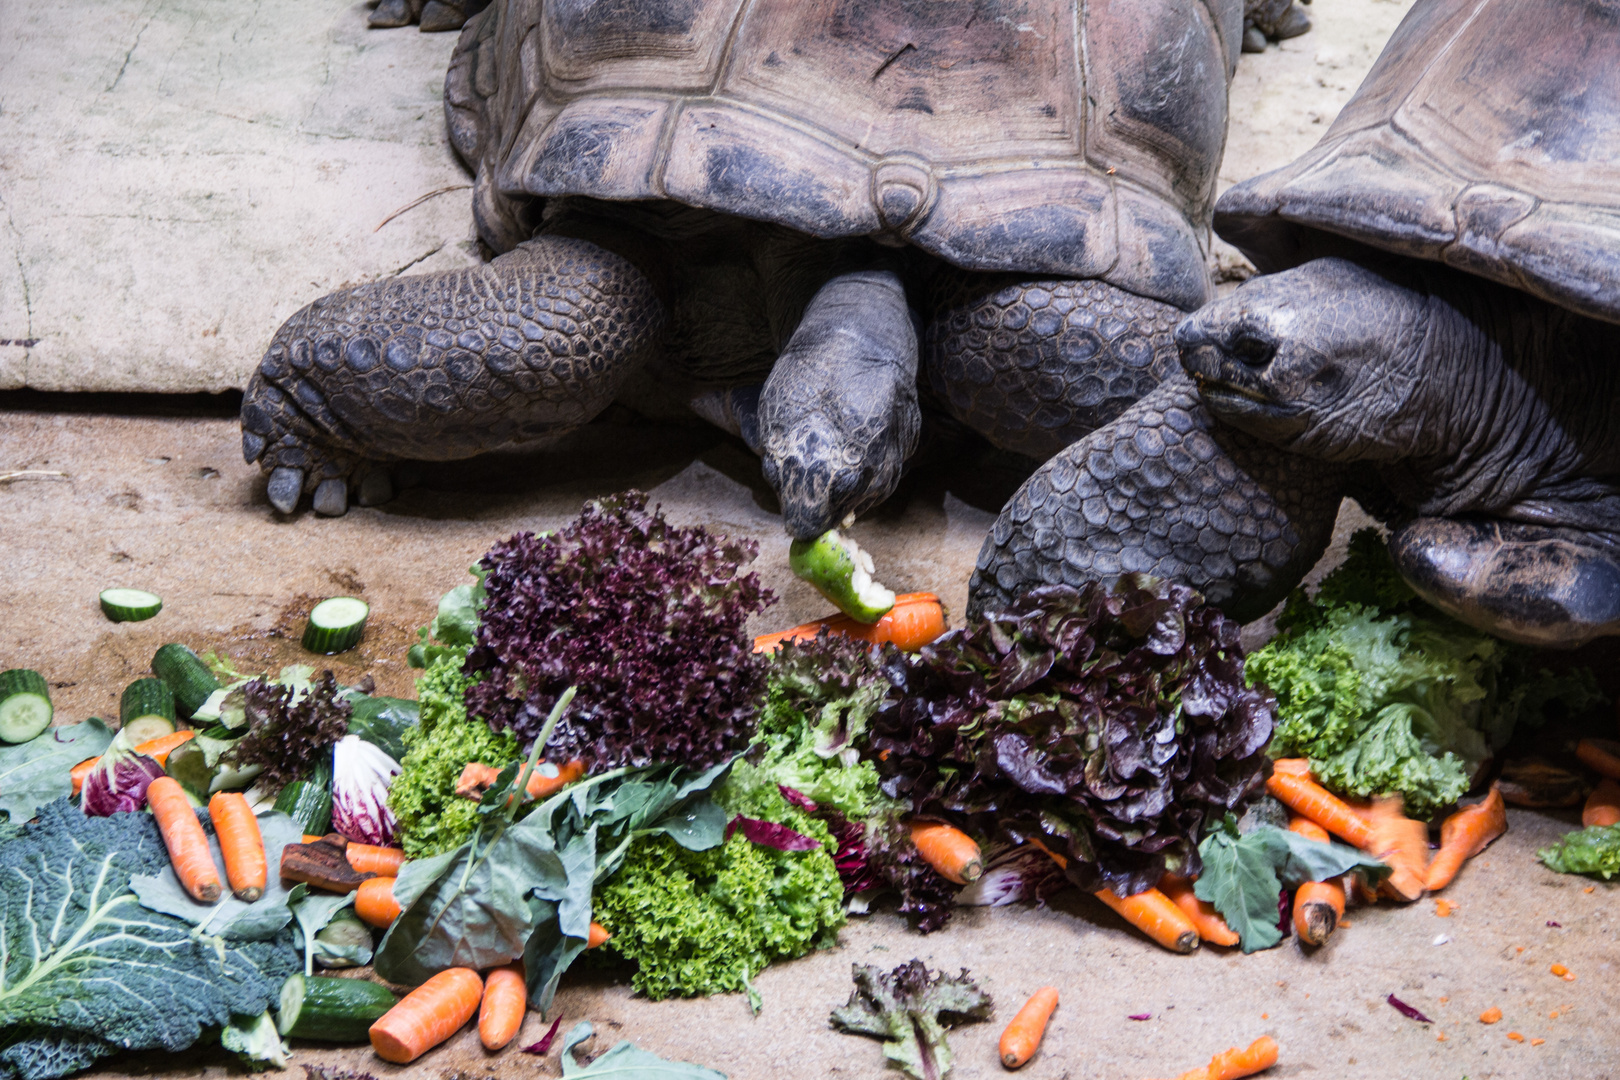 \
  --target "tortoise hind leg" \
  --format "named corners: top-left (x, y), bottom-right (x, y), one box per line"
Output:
top-left (242, 234), bottom-right (663, 515)
top-left (925, 271), bottom-right (1185, 463)
top-left (1389, 518), bottom-right (1620, 648)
